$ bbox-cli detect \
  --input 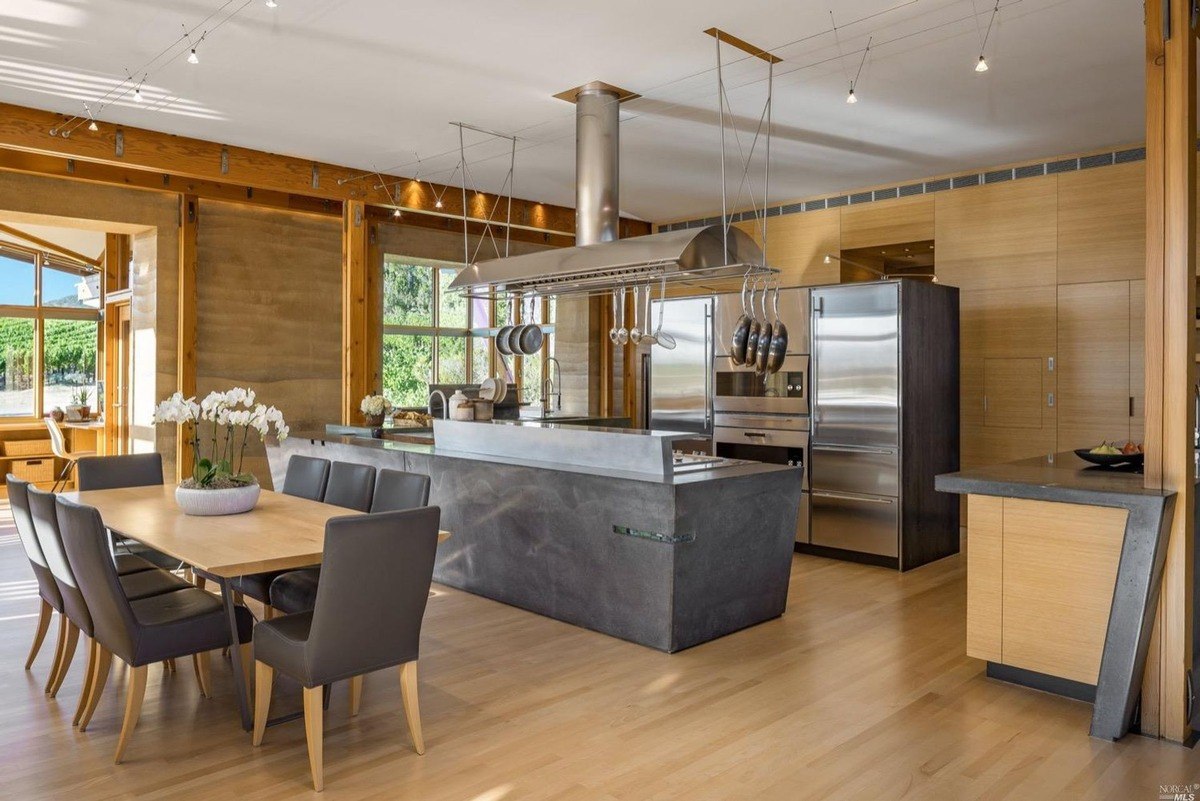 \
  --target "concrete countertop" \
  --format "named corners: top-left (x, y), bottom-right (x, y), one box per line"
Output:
top-left (292, 426), bottom-right (797, 486)
top-left (935, 451), bottom-right (1174, 506)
